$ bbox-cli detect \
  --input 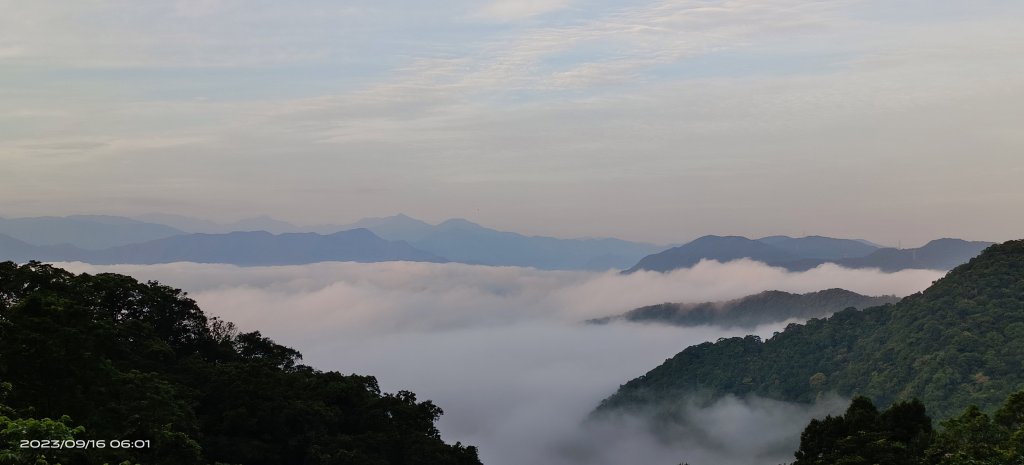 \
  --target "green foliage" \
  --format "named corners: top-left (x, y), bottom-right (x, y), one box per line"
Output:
top-left (791, 390), bottom-right (1024, 465)
top-left (1, 383), bottom-right (87, 465)
top-left (793, 397), bottom-right (933, 465)
top-left (0, 261), bottom-right (481, 465)
top-left (924, 390), bottom-right (1024, 465)
top-left (597, 240), bottom-right (1024, 420)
